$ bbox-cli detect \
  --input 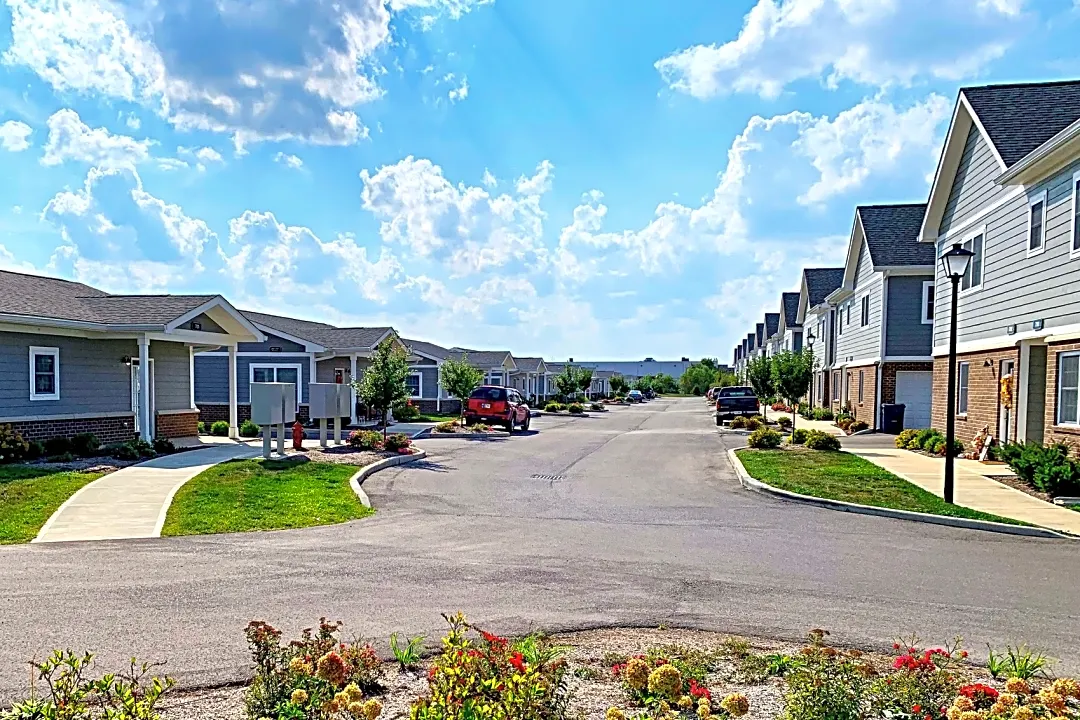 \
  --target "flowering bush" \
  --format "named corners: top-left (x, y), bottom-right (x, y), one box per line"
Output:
top-left (434, 421), bottom-right (458, 434)
top-left (848, 420), bottom-right (869, 434)
top-left (776, 416), bottom-right (793, 428)
top-left (409, 613), bottom-right (569, 720)
top-left (779, 630), bottom-right (871, 720)
top-left (348, 431), bottom-right (384, 451)
top-left (568, 403), bottom-right (585, 415)
top-left (943, 675), bottom-right (1080, 720)
top-left (747, 427), bottom-right (783, 449)
top-left (0, 423), bottom-right (29, 464)
top-left (729, 416), bottom-right (749, 429)
top-left (384, 433), bottom-right (412, 452)
top-left (612, 650), bottom-right (748, 718)
top-left (392, 399), bottom-right (421, 422)
top-left (870, 641), bottom-right (967, 720)
top-left (244, 618), bottom-right (383, 720)
top-left (772, 402), bottom-right (794, 413)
